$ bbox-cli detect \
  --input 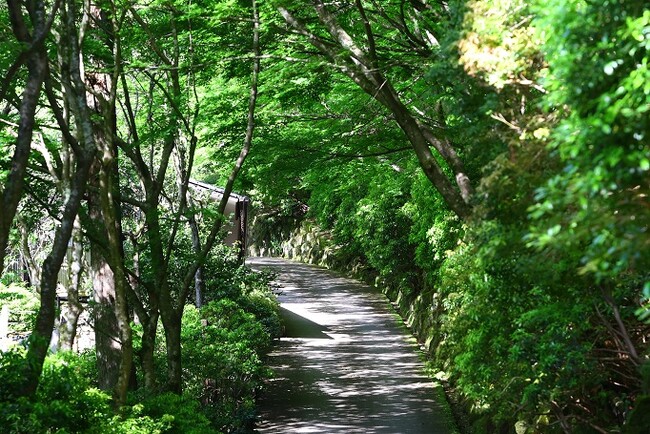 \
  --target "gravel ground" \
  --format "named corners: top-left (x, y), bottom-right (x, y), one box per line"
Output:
top-left (248, 257), bottom-right (453, 434)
